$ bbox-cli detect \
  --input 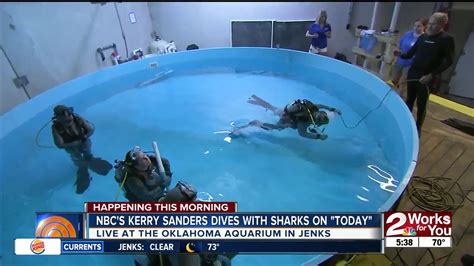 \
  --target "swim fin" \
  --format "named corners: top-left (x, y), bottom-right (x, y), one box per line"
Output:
top-left (228, 125), bottom-right (251, 138)
top-left (88, 157), bottom-right (113, 176)
top-left (75, 166), bottom-right (91, 194)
